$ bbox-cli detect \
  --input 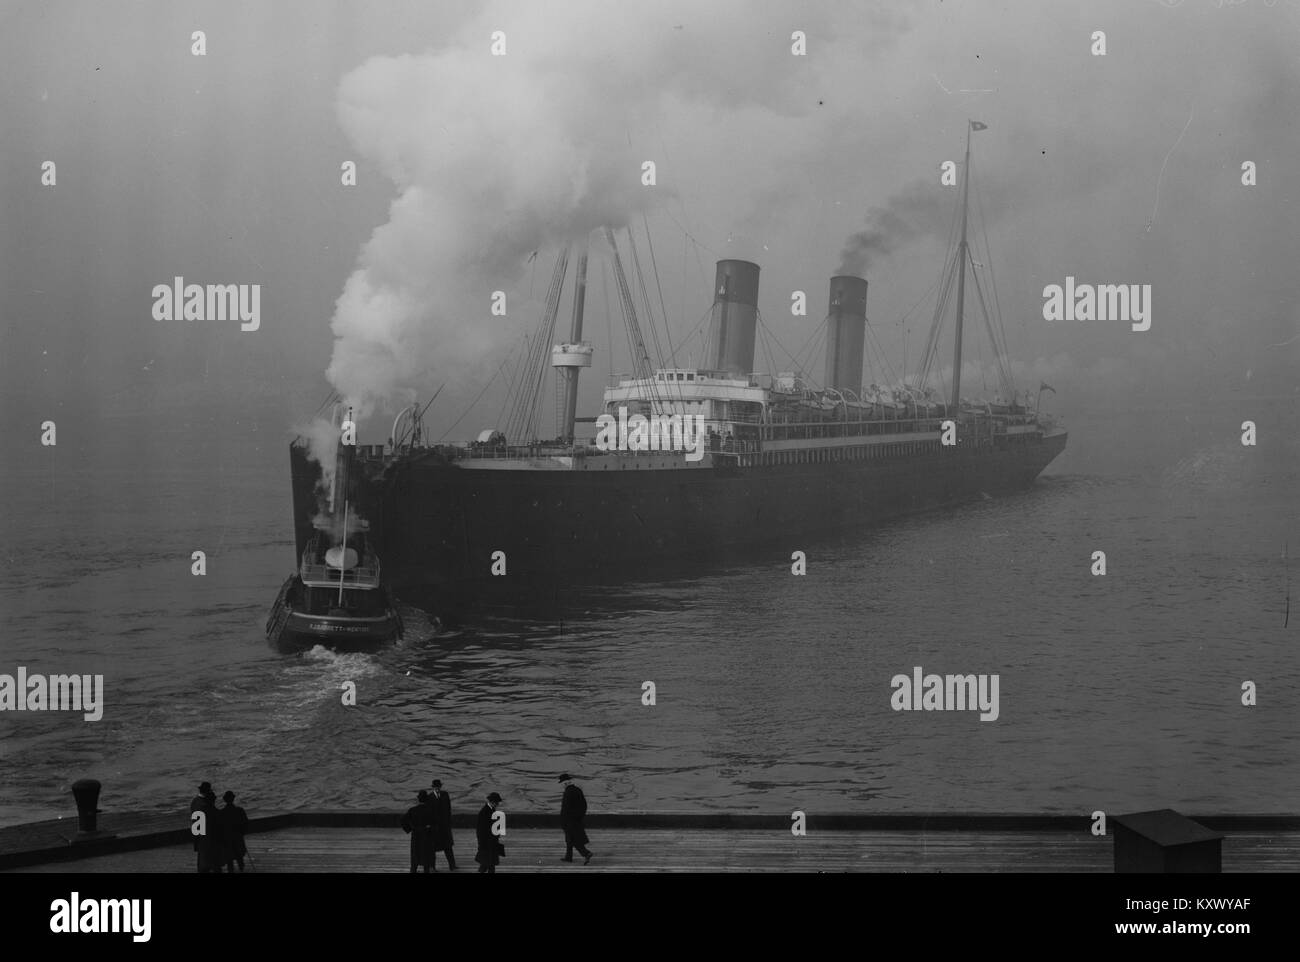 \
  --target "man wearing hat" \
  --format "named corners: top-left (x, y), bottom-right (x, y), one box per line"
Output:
top-left (219, 790), bottom-right (250, 873)
top-left (190, 781), bottom-right (212, 816)
top-left (475, 792), bottom-right (505, 874)
top-left (189, 783), bottom-right (223, 873)
top-left (188, 783), bottom-right (211, 873)
top-left (428, 779), bottom-right (456, 871)
top-left (401, 790), bottom-right (436, 873)
top-left (558, 774), bottom-right (592, 865)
